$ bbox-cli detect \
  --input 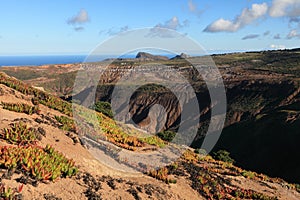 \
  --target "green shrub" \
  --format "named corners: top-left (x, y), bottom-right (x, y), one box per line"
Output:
top-left (294, 184), bottom-right (300, 193)
top-left (55, 115), bottom-right (76, 132)
top-left (91, 101), bottom-right (114, 118)
top-left (156, 130), bottom-right (176, 142)
top-left (242, 170), bottom-right (256, 179)
top-left (194, 148), bottom-right (207, 155)
top-left (139, 136), bottom-right (165, 148)
top-left (212, 150), bottom-right (235, 164)
top-left (148, 167), bottom-right (177, 184)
